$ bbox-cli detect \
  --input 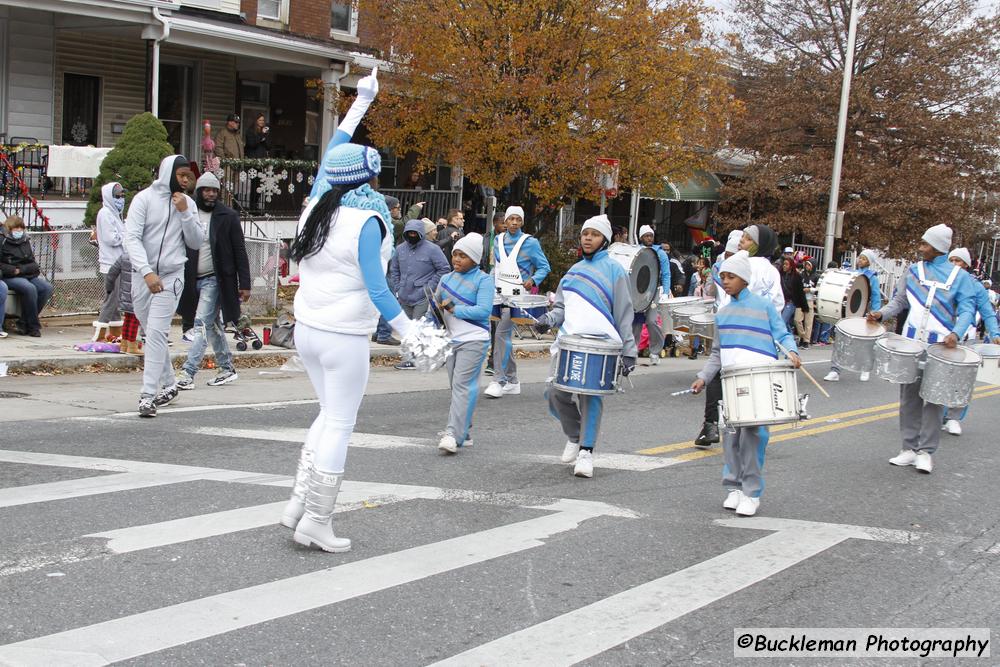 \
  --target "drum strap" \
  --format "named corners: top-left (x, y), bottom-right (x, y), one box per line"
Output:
top-left (914, 263), bottom-right (960, 343)
top-left (495, 233), bottom-right (530, 293)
